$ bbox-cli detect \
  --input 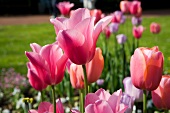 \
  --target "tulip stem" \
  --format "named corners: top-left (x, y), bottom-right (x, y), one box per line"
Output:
top-left (79, 89), bottom-right (84, 113)
top-left (40, 90), bottom-right (44, 102)
top-left (83, 65), bottom-right (88, 95)
top-left (51, 85), bottom-right (56, 113)
top-left (143, 90), bottom-right (147, 113)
